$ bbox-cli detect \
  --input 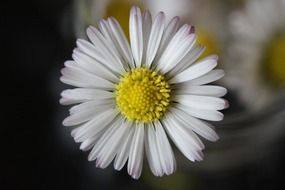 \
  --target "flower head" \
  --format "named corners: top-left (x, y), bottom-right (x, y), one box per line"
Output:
top-left (224, 0), bottom-right (285, 110)
top-left (60, 6), bottom-right (228, 179)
